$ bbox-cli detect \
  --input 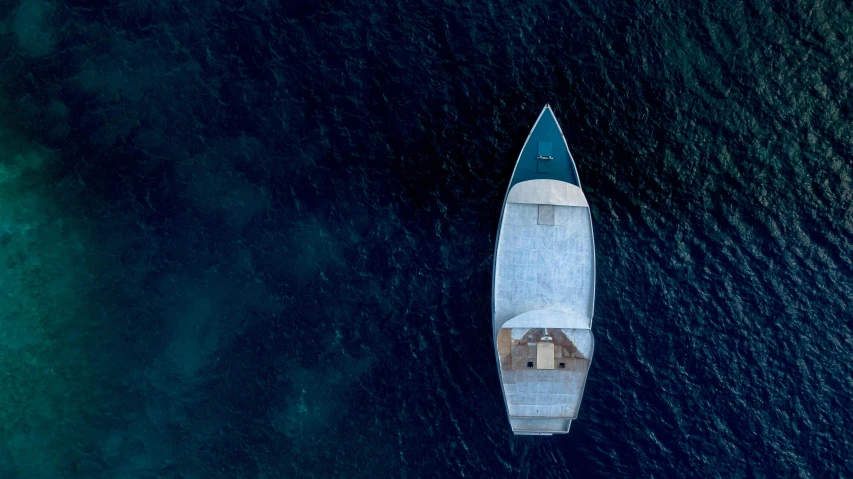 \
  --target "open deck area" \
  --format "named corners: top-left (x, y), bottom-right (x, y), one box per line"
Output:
top-left (493, 201), bottom-right (595, 334)
top-left (496, 328), bottom-right (592, 419)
